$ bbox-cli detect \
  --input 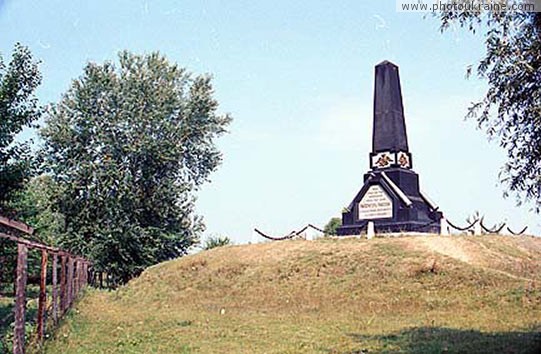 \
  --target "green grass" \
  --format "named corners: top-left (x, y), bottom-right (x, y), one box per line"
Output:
top-left (0, 297), bottom-right (14, 353)
top-left (43, 235), bottom-right (541, 353)
top-left (1, 284), bottom-right (43, 354)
